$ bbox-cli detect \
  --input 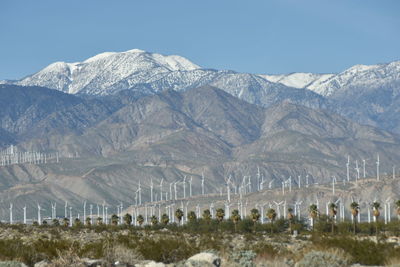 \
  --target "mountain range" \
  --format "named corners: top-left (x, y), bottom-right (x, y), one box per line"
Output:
top-left (3, 49), bottom-right (400, 134)
top-left (1, 49), bottom-right (400, 217)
